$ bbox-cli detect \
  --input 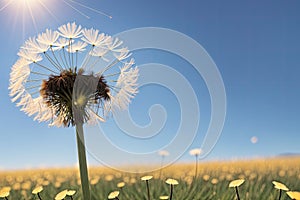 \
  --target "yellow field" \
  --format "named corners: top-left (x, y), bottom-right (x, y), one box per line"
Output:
top-left (0, 157), bottom-right (299, 199)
